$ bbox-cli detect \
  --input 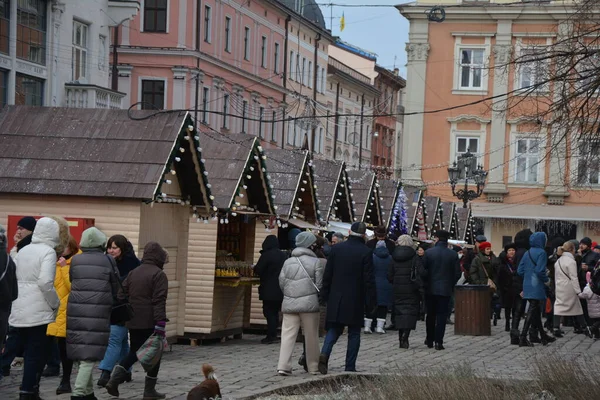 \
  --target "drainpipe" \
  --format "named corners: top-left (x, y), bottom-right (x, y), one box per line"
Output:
top-left (358, 94), bottom-right (365, 170)
top-left (332, 82), bottom-right (340, 160)
top-left (111, 18), bottom-right (129, 91)
top-left (281, 15), bottom-right (292, 149)
top-left (310, 33), bottom-right (321, 154)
